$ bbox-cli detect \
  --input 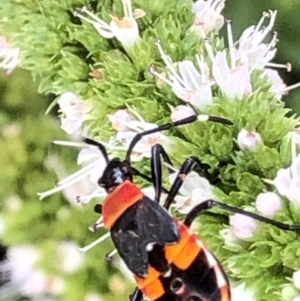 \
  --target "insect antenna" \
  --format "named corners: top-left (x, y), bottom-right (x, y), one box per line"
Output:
top-left (125, 114), bottom-right (233, 163)
top-left (83, 137), bottom-right (110, 163)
